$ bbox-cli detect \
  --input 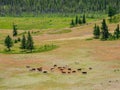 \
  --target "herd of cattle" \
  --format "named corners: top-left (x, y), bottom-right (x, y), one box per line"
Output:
top-left (26, 64), bottom-right (92, 75)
